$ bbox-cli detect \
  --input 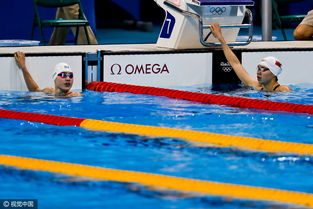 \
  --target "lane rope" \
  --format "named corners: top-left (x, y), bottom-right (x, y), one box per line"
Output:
top-left (87, 82), bottom-right (313, 114)
top-left (0, 109), bottom-right (83, 126)
top-left (0, 155), bottom-right (312, 208)
top-left (80, 119), bottom-right (313, 155)
top-left (1, 109), bottom-right (313, 155)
